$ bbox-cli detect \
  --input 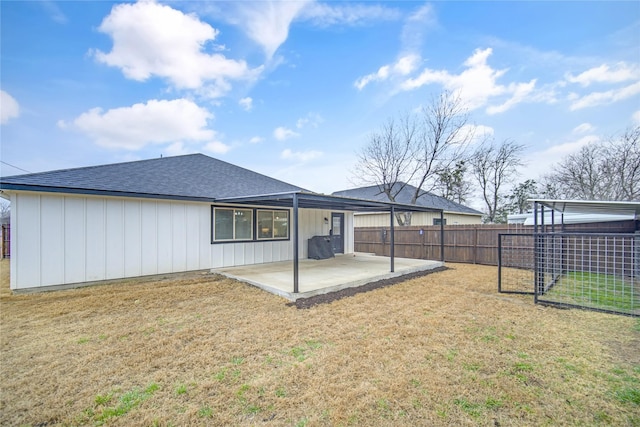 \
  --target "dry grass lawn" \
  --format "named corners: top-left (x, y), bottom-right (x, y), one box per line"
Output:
top-left (1, 259), bottom-right (638, 426)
